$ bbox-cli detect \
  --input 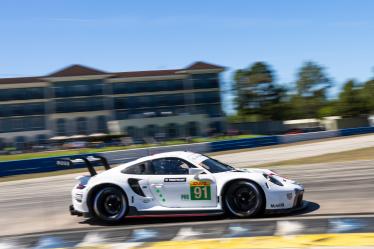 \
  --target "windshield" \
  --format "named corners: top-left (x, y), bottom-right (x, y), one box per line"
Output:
top-left (200, 158), bottom-right (235, 173)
